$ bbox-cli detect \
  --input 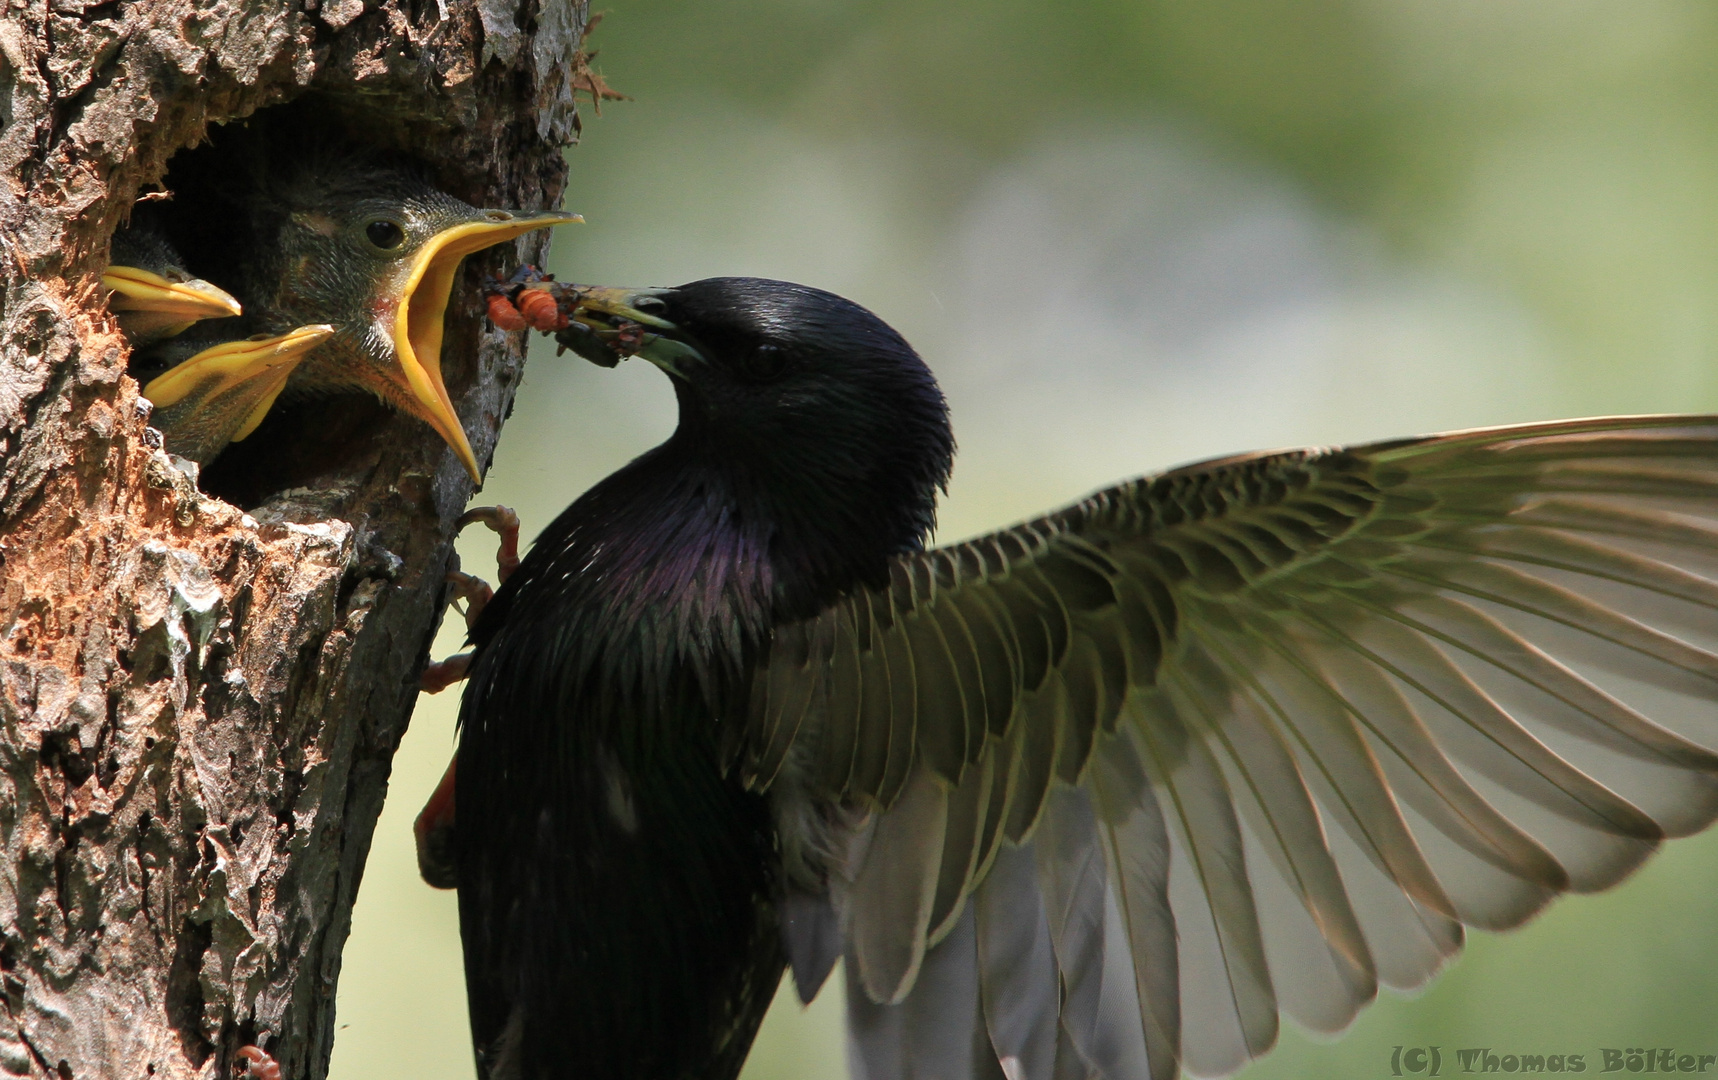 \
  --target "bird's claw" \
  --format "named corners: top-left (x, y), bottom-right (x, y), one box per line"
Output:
top-left (235, 1046), bottom-right (281, 1080)
top-left (420, 650), bottom-right (473, 694)
top-left (458, 504), bottom-right (521, 582)
top-left (447, 570), bottom-right (495, 630)
top-left (418, 505), bottom-right (519, 693)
